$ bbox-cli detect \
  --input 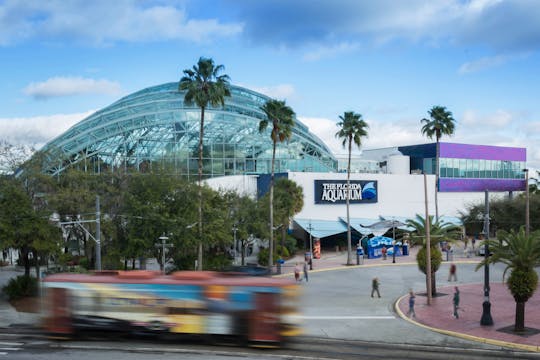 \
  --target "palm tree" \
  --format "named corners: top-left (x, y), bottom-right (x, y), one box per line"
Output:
top-left (477, 227), bottom-right (540, 332)
top-left (259, 99), bottom-right (295, 271)
top-left (406, 214), bottom-right (461, 296)
top-left (179, 57), bottom-right (231, 270)
top-left (335, 111), bottom-right (369, 265)
top-left (421, 106), bottom-right (456, 221)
